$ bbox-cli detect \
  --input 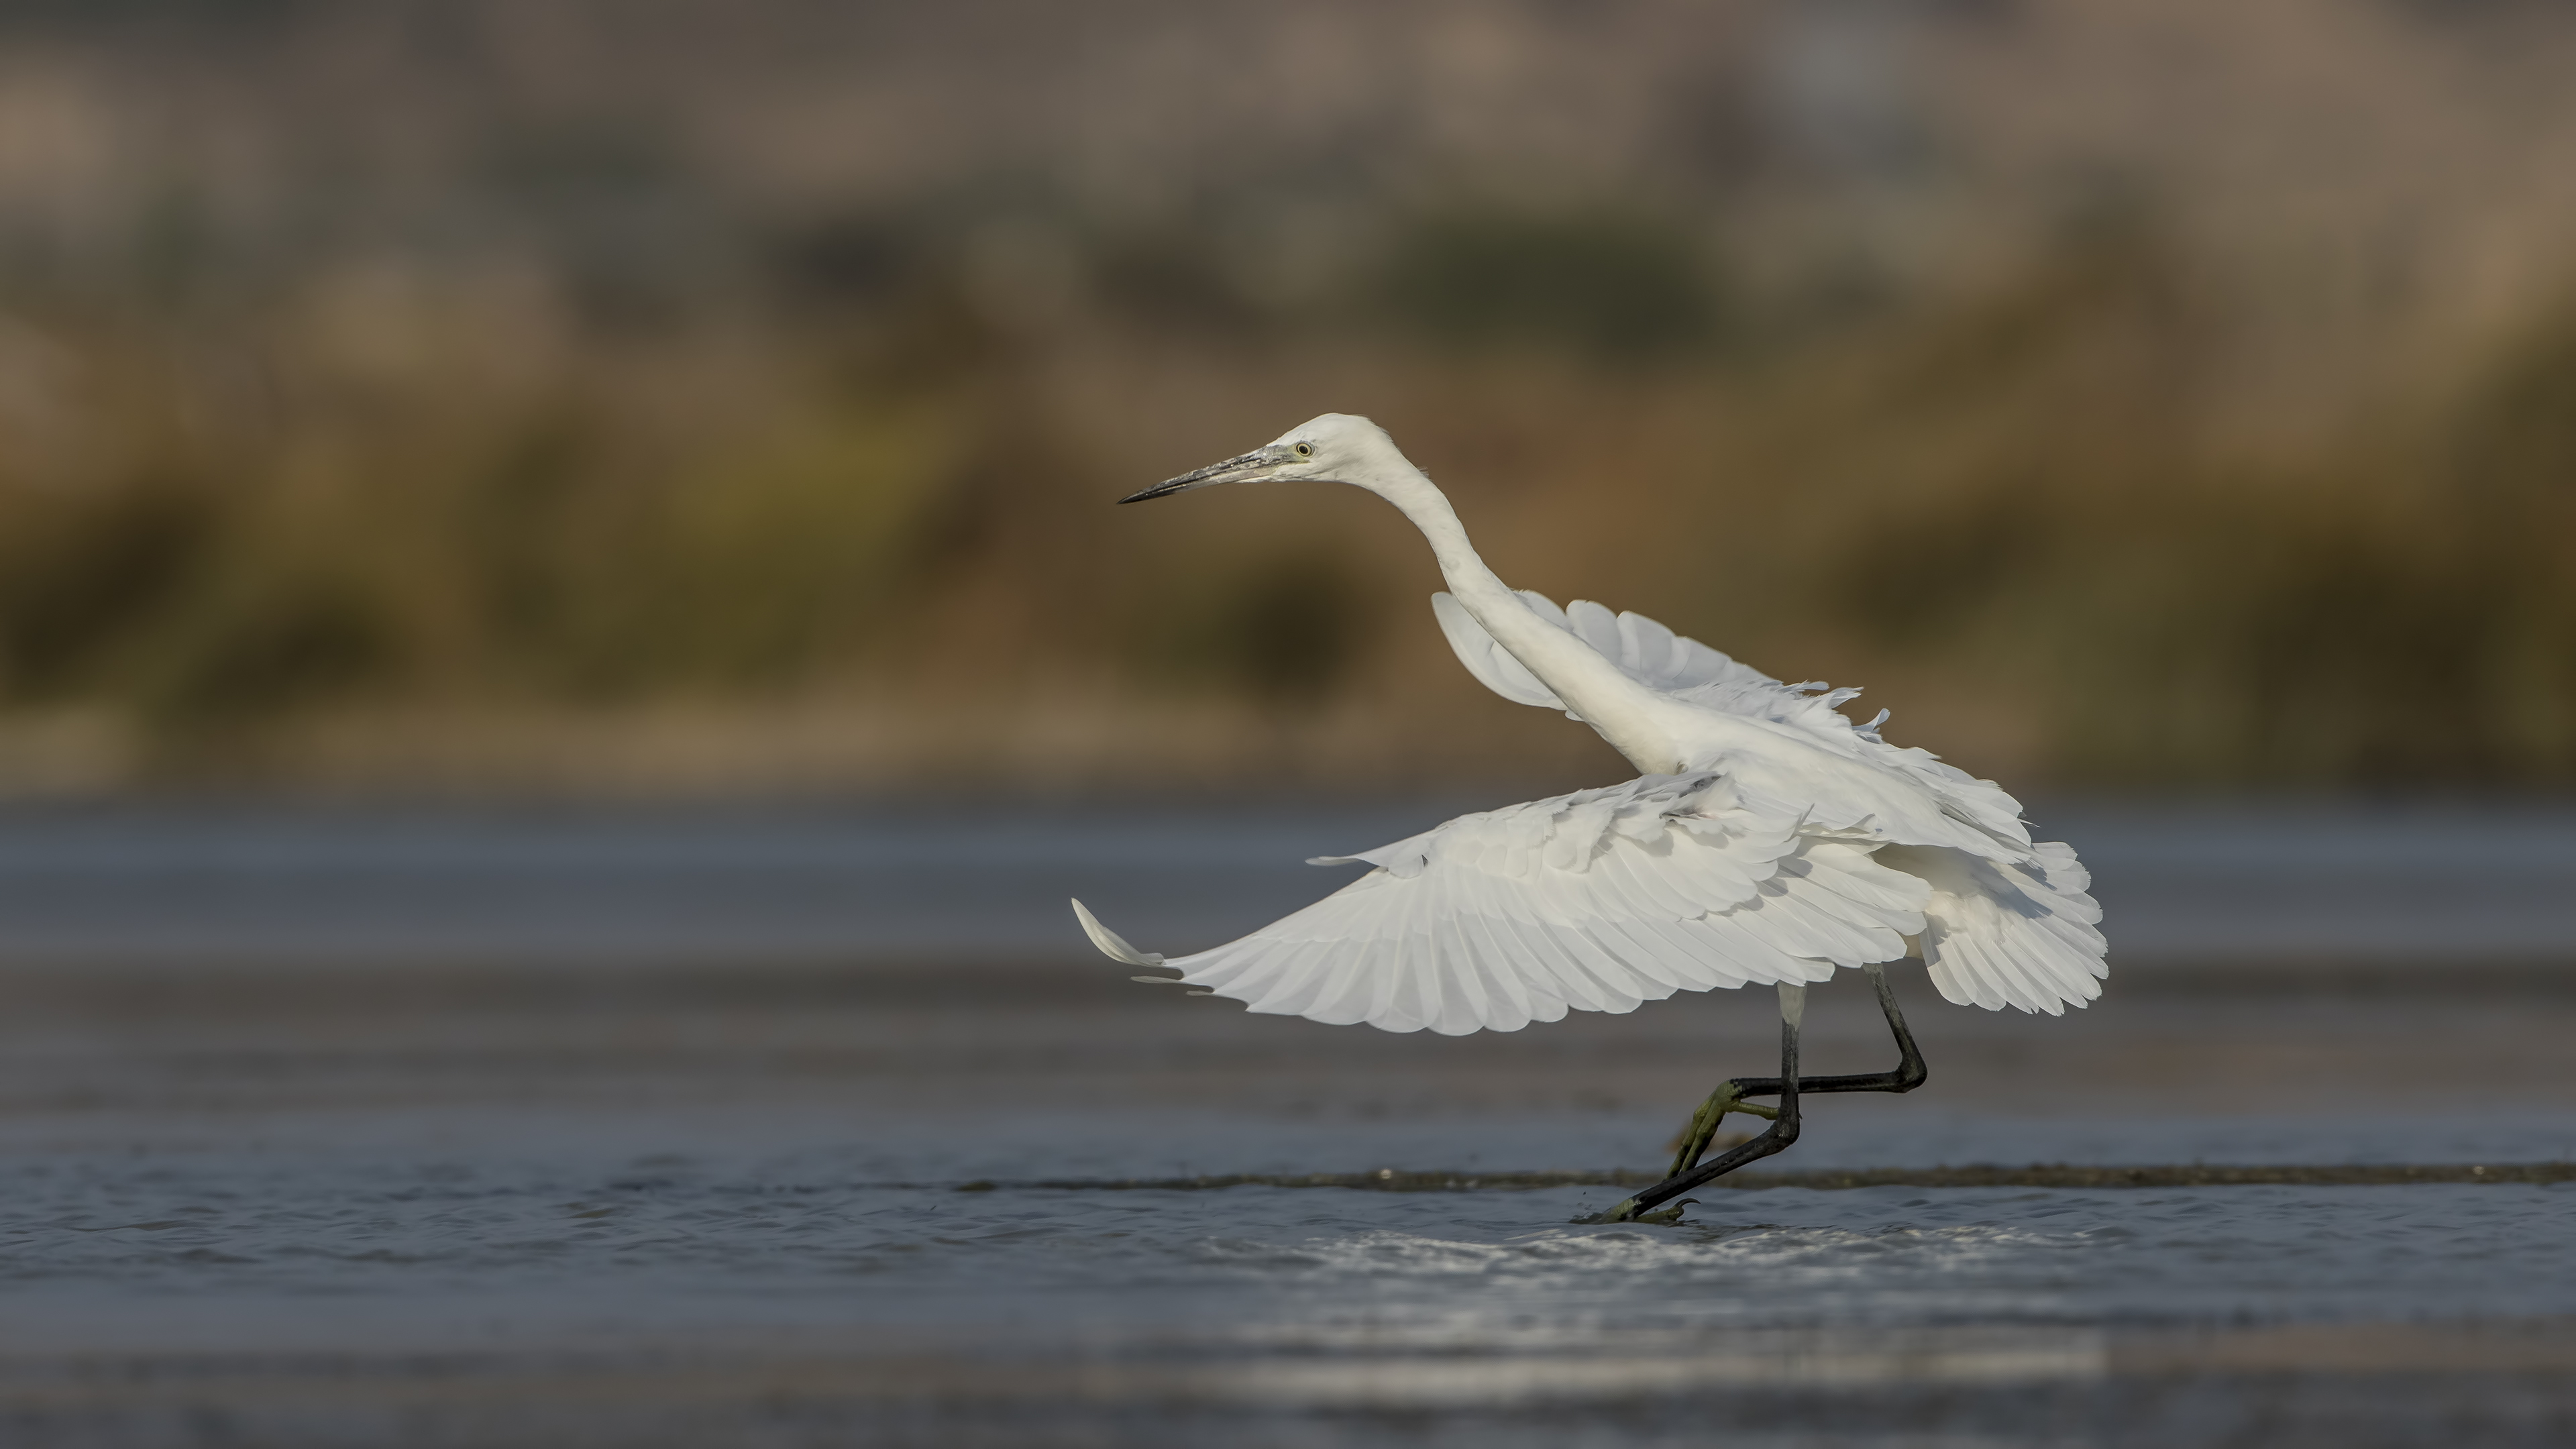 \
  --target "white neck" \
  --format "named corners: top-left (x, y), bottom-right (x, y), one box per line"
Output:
top-left (1350, 456), bottom-right (1684, 775)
